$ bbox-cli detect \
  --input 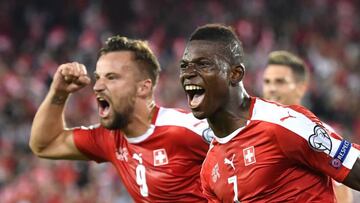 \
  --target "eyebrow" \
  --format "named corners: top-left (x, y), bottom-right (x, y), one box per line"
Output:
top-left (180, 57), bottom-right (210, 63)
